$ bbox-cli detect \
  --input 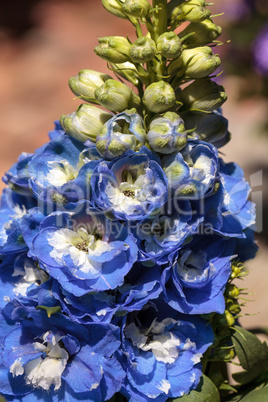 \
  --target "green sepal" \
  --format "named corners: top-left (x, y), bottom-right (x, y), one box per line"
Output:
top-left (36, 305), bottom-right (61, 318)
top-left (168, 375), bottom-right (220, 401)
top-left (0, 395), bottom-right (6, 402)
top-left (232, 325), bottom-right (268, 385)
